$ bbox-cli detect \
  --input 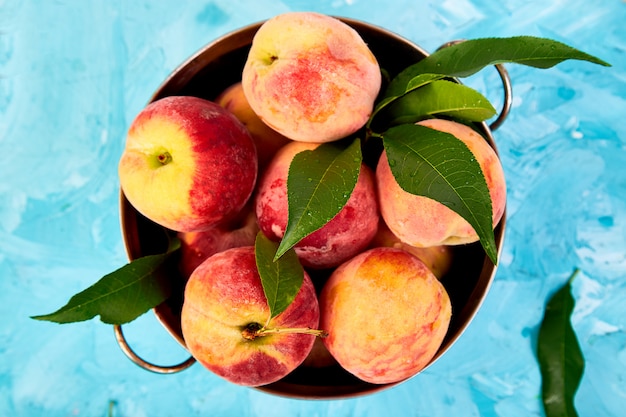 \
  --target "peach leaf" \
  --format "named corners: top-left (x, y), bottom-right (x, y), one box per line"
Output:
top-left (30, 237), bottom-right (180, 325)
top-left (255, 232), bottom-right (304, 319)
top-left (384, 36), bottom-right (610, 99)
top-left (276, 138), bottom-right (362, 260)
top-left (381, 80), bottom-right (496, 126)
